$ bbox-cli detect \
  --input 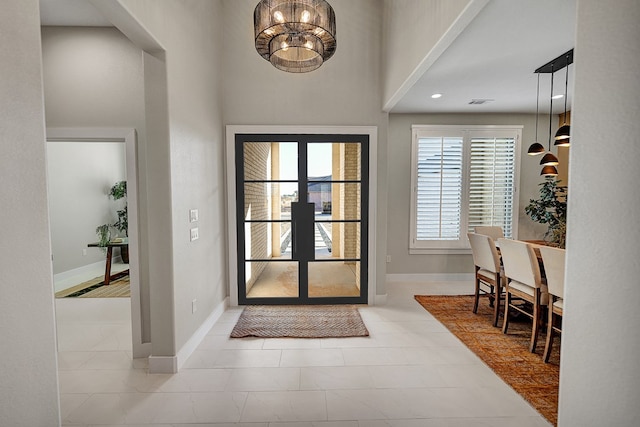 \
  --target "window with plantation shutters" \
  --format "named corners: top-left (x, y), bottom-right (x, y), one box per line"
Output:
top-left (415, 135), bottom-right (463, 241)
top-left (410, 126), bottom-right (521, 253)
